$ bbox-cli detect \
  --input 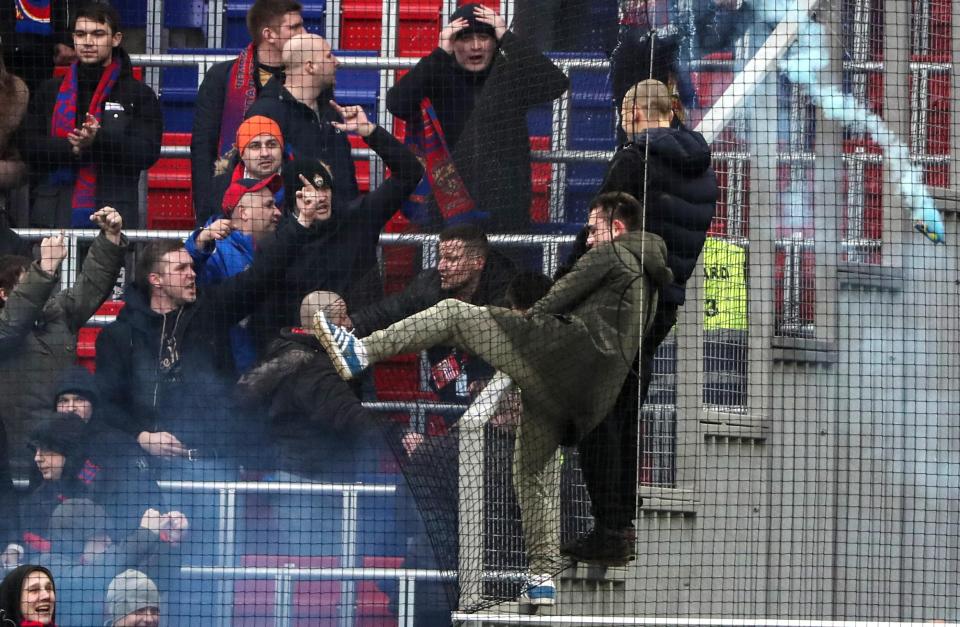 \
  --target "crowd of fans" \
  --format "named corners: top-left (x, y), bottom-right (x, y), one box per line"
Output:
top-left (0, 0), bottom-right (569, 622)
top-left (0, 0), bottom-right (720, 622)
